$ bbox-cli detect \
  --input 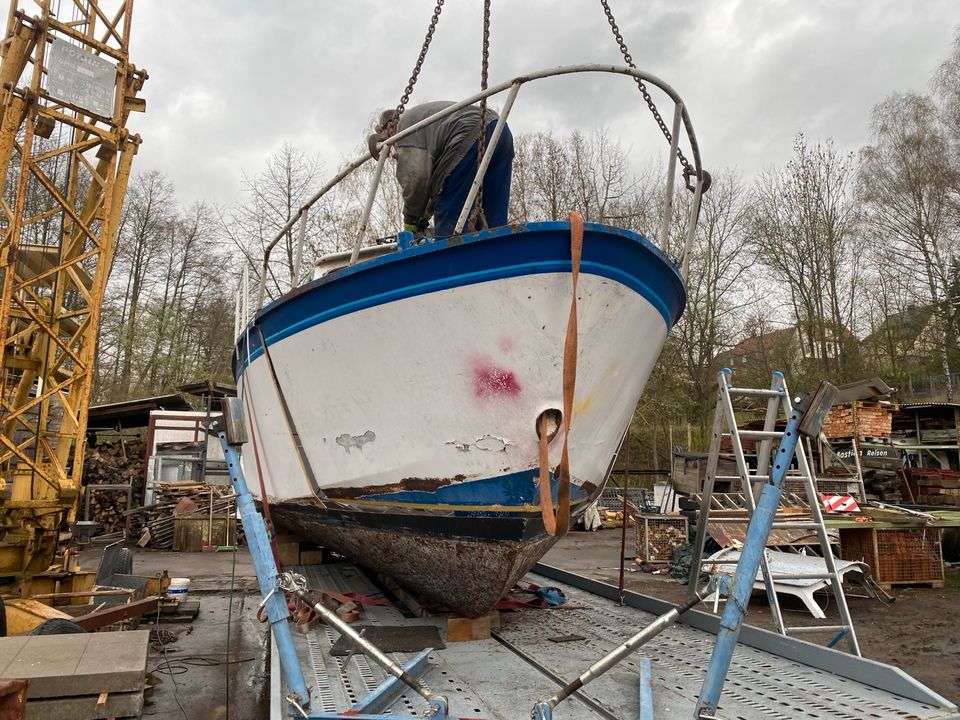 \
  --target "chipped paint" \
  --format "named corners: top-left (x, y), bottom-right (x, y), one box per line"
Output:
top-left (335, 430), bottom-right (376, 453)
top-left (447, 435), bottom-right (511, 452)
top-left (327, 475), bottom-right (463, 499)
top-left (475, 434), bottom-right (509, 451)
